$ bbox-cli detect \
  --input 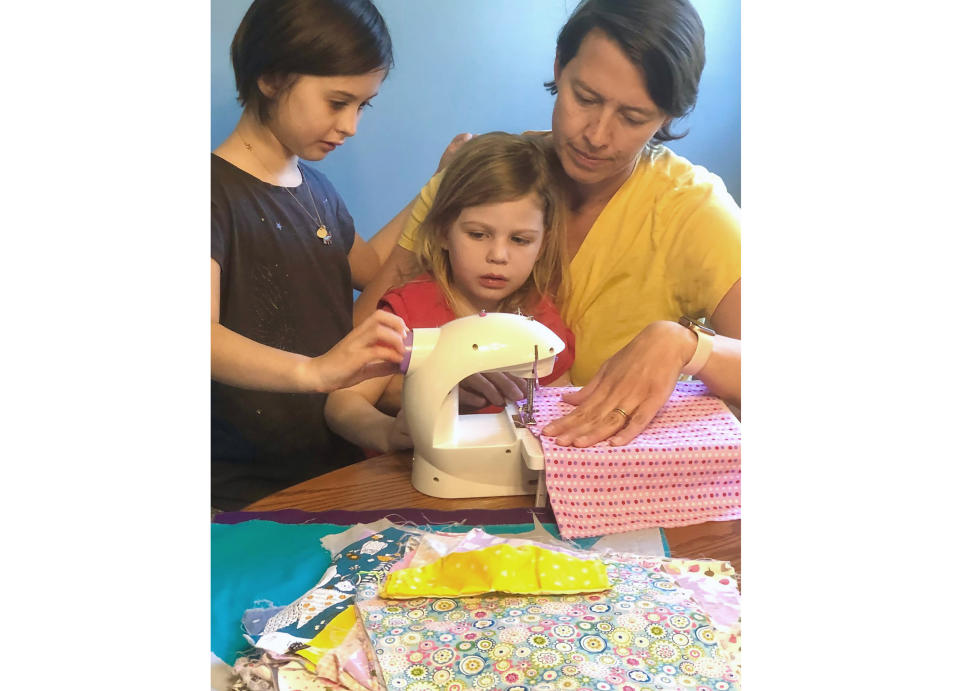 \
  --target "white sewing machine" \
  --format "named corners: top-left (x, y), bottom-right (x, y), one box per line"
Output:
top-left (400, 312), bottom-right (564, 503)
